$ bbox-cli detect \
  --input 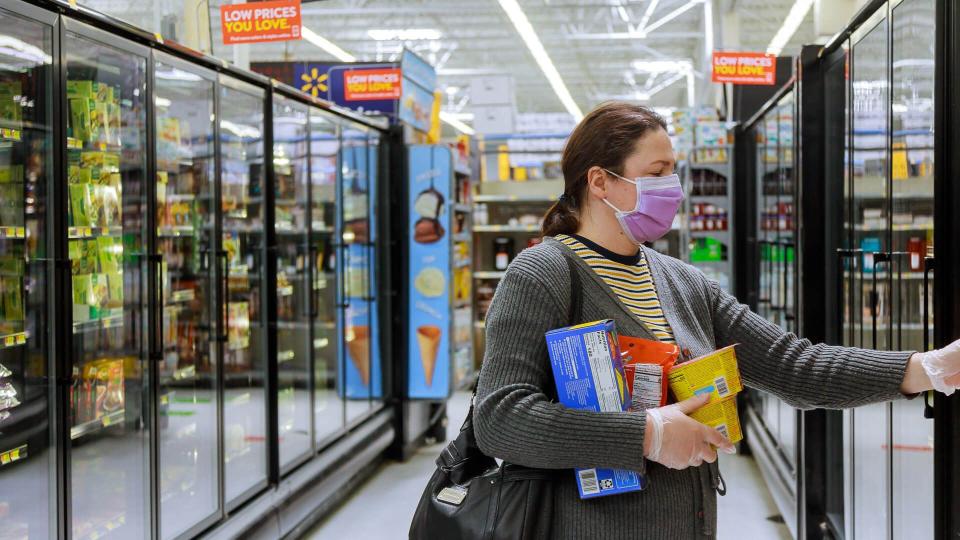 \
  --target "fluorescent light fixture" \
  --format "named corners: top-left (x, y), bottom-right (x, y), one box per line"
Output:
top-left (617, 5), bottom-right (630, 23)
top-left (368, 28), bottom-right (442, 41)
top-left (443, 111), bottom-right (475, 121)
top-left (632, 59), bottom-right (693, 74)
top-left (766, 0), bottom-right (815, 56)
top-left (440, 110), bottom-right (476, 135)
top-left (302, 26), bottom-right (356, 62)
top-left (643, 0), bottom-right (702, 36)
top-left (497, 0), bottom-right (584, 121)
top-left (637, 0), bottom-right (660, 34)
top-left (155, 97), bottom-right (172, 108)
